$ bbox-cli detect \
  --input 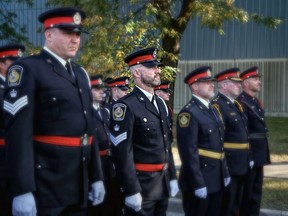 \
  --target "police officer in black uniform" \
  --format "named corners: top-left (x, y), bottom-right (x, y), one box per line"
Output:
top-left (88, 75), bottom-right (124, 216)
top-left (154, 81), bottom-right (174, 143)
top-left (212, 68), bottom-right (253, 215)
top-left (109, 47), bottom-right (179, 216)
top-left (105, 76), bottom-right (130, 111)
top-left (0, 44), bottom-right (25, 216)
top-left (177, 66), bottom-right (230, 216)
top-left (3, 7), bottom-right (105, 216)
top-left (237, 66), bottom-right (271, 216)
